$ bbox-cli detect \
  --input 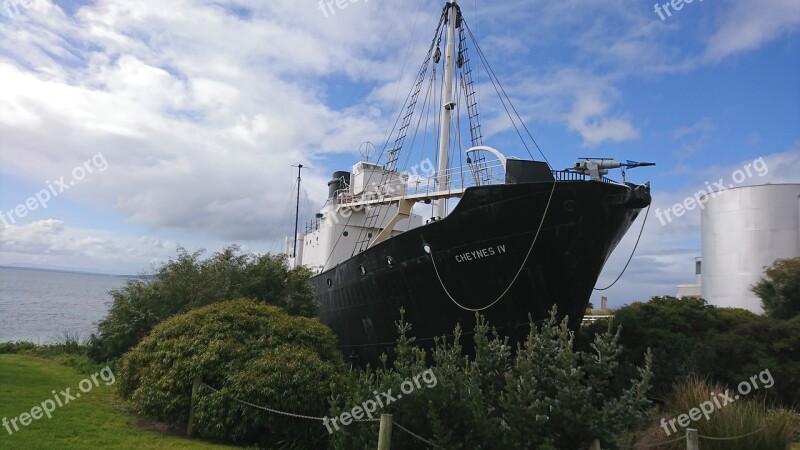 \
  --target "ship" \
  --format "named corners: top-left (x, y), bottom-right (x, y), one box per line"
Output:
top-left (285, 0), bottom-right (653, 364)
